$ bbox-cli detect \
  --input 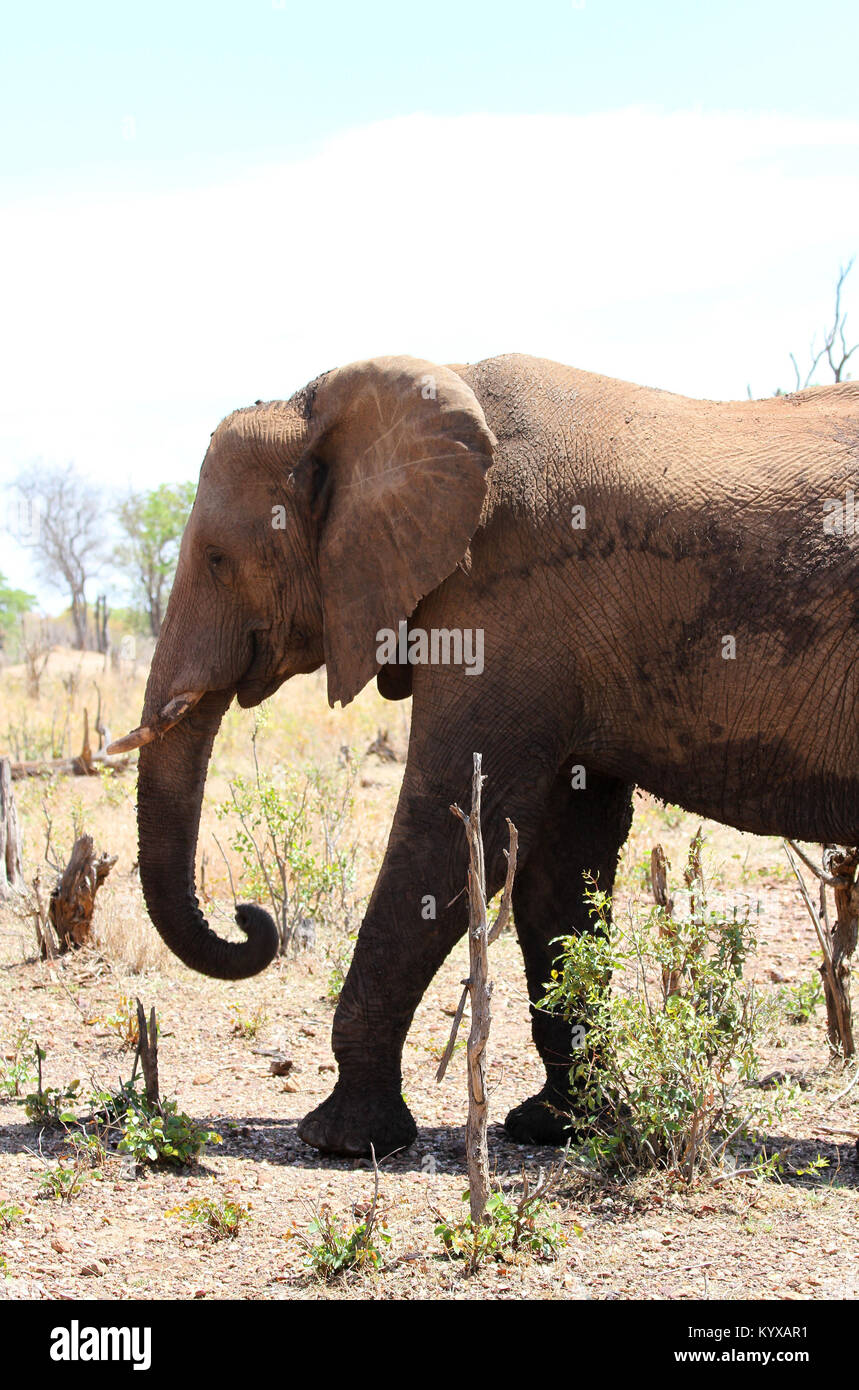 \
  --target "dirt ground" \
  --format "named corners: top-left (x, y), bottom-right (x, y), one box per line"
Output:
top-left (0, 655), bottom-right (857, 1301)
